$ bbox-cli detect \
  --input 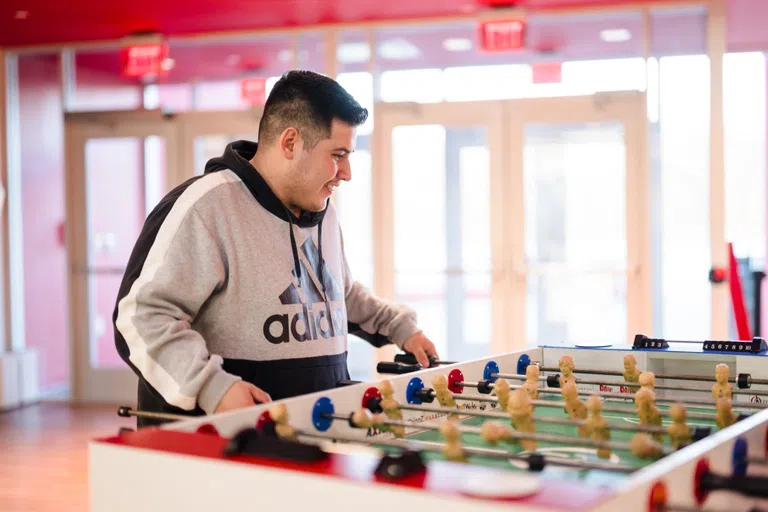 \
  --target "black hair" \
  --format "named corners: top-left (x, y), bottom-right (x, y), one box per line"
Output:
top-left (258, 70), bottom-right (369, 149)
